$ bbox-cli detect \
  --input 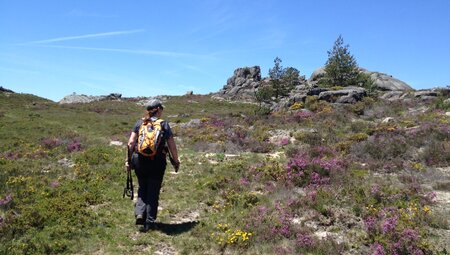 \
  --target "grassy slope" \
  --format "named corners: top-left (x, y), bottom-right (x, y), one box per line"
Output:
top-left (0, 92), bottom-right (449, 254)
